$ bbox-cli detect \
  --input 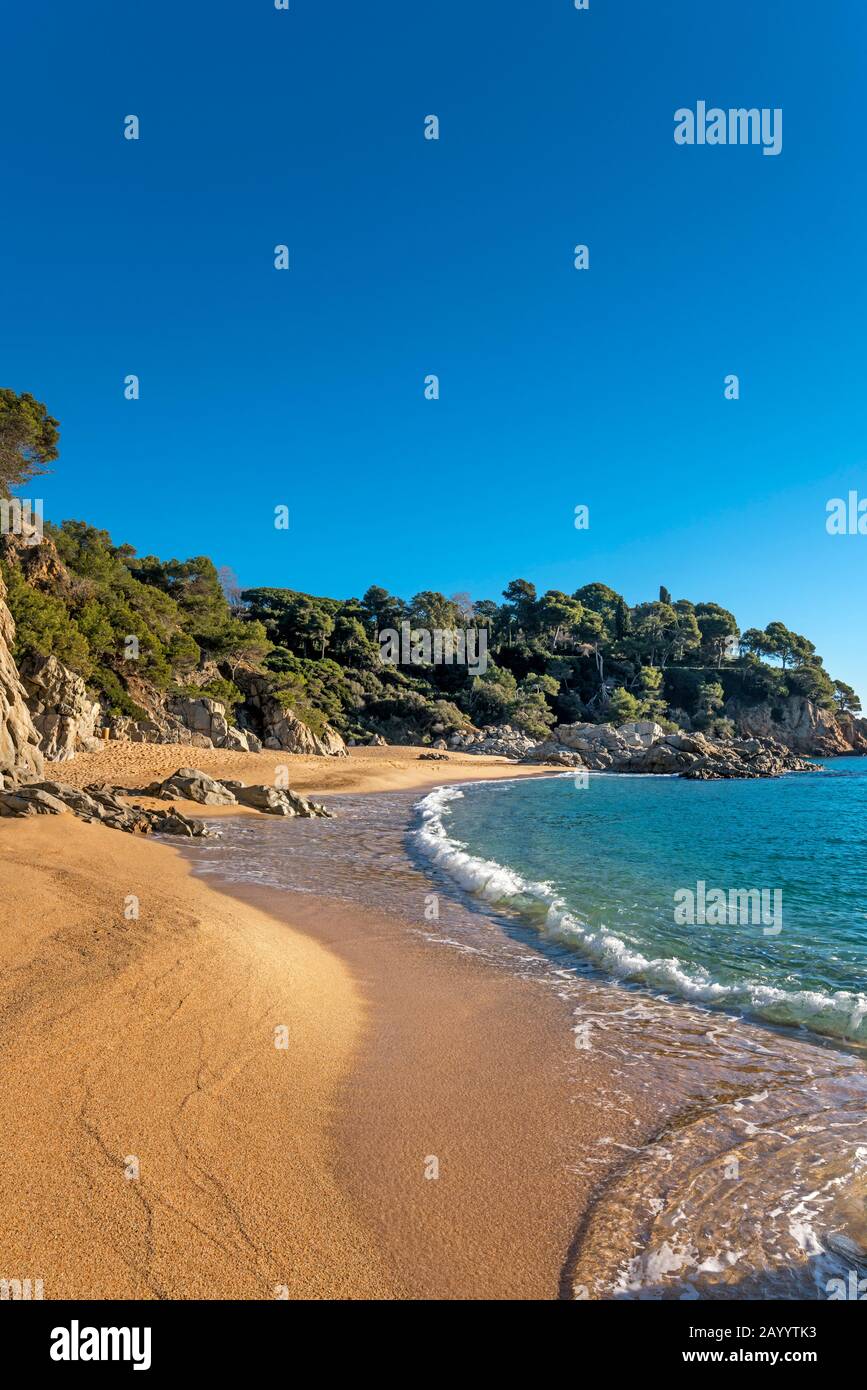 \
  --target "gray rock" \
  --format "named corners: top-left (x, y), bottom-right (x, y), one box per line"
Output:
top-left (521, 742), bottom-right (584, 768)
top-left (447, 724), bottom-right (539, 759)
top-left (237, 676), bottom-right (348, 756)
top-left (20, 653), bottom-right (101, 761)
top-left (149, 768), bottom-right (238, 805)
top-left (234, 784), bottom-right (332, 817)
top-left (0, 786), bottom-right (69, 817)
